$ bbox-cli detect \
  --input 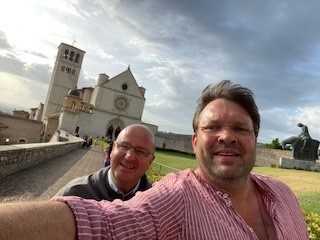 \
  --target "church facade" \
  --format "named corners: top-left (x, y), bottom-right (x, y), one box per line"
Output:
top-left (42, 42), bottom-right (158, 141)
top-left (1, 42), bottom-right (193, 155)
